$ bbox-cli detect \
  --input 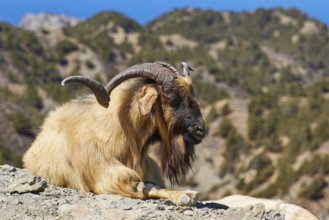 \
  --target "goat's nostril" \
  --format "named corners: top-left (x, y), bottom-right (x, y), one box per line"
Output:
top-left (188, 125), bottom-right (205, 140)
top-left (195, 127), bottom-right (205, 138)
